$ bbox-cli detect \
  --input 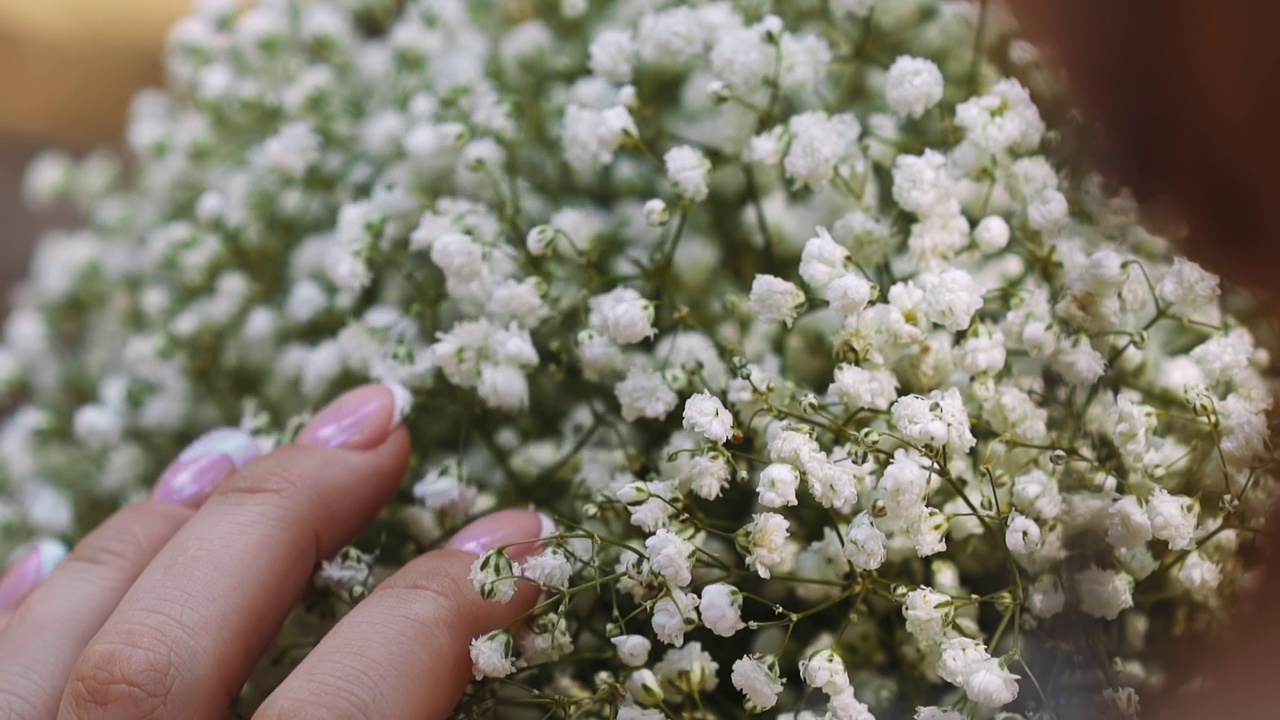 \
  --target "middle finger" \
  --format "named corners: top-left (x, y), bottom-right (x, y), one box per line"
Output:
top-left (58, 384), bottom-right (410, 720)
